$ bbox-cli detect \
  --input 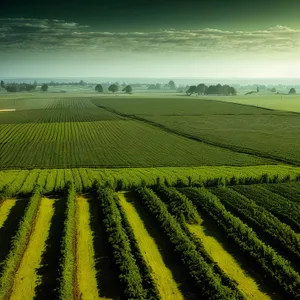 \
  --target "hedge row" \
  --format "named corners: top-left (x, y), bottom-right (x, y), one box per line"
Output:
top-left (136, 187), bottom-right (243, 299)
top-left (155, 185), bottom-right (242, 296)
top-left (0, 185), bottom-right (42, 299)
top-left (211, 186), bottom-right (300, 262)
top-left (117, 199), bottom-right (160, 299)
top-left (97, 186), bottom-right (147, 299)
top-left (182, 187), bottom-right (300, 298)
top-left (59, 181), bottom-right (77, 300)
top-left (232, 185), bottom-right (300, 233)
top-left (155, 185), bottom-right (201, 224)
